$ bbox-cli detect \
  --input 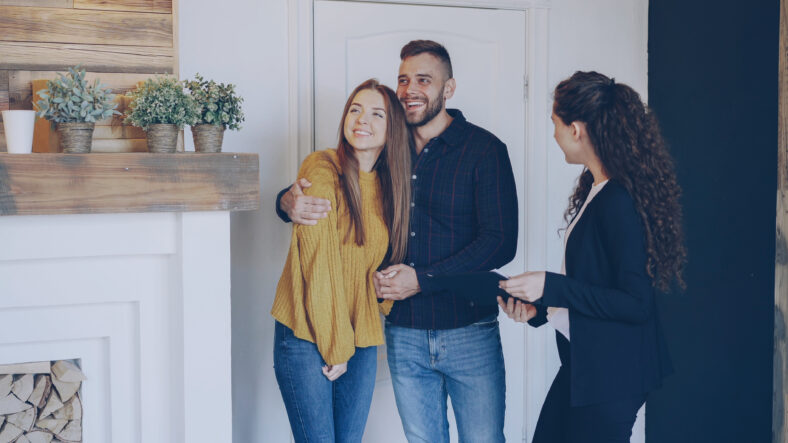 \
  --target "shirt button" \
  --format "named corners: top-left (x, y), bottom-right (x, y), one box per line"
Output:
top-left (409, 262), bottom-right (415, 267)
top-left (411, 202), bottom-right (415, 207)
top-left (412, 175), bottom-right (417, 180)
top-left (424, 148), bottom-right (429, 153)
top-left (410, 232), bottom-right (416, 237)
